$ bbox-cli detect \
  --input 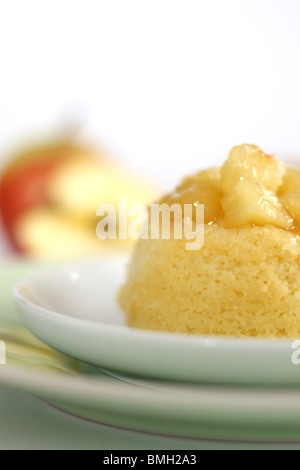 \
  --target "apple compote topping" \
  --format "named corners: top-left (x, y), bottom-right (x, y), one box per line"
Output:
top-left (160, 144), bottom-right (300, 231)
